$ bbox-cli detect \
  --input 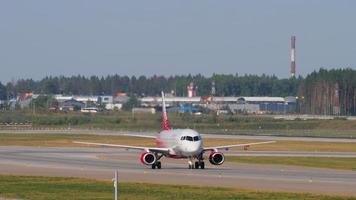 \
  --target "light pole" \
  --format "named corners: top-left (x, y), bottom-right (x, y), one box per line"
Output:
top-left (114, 170), bottom-right (118, 200)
